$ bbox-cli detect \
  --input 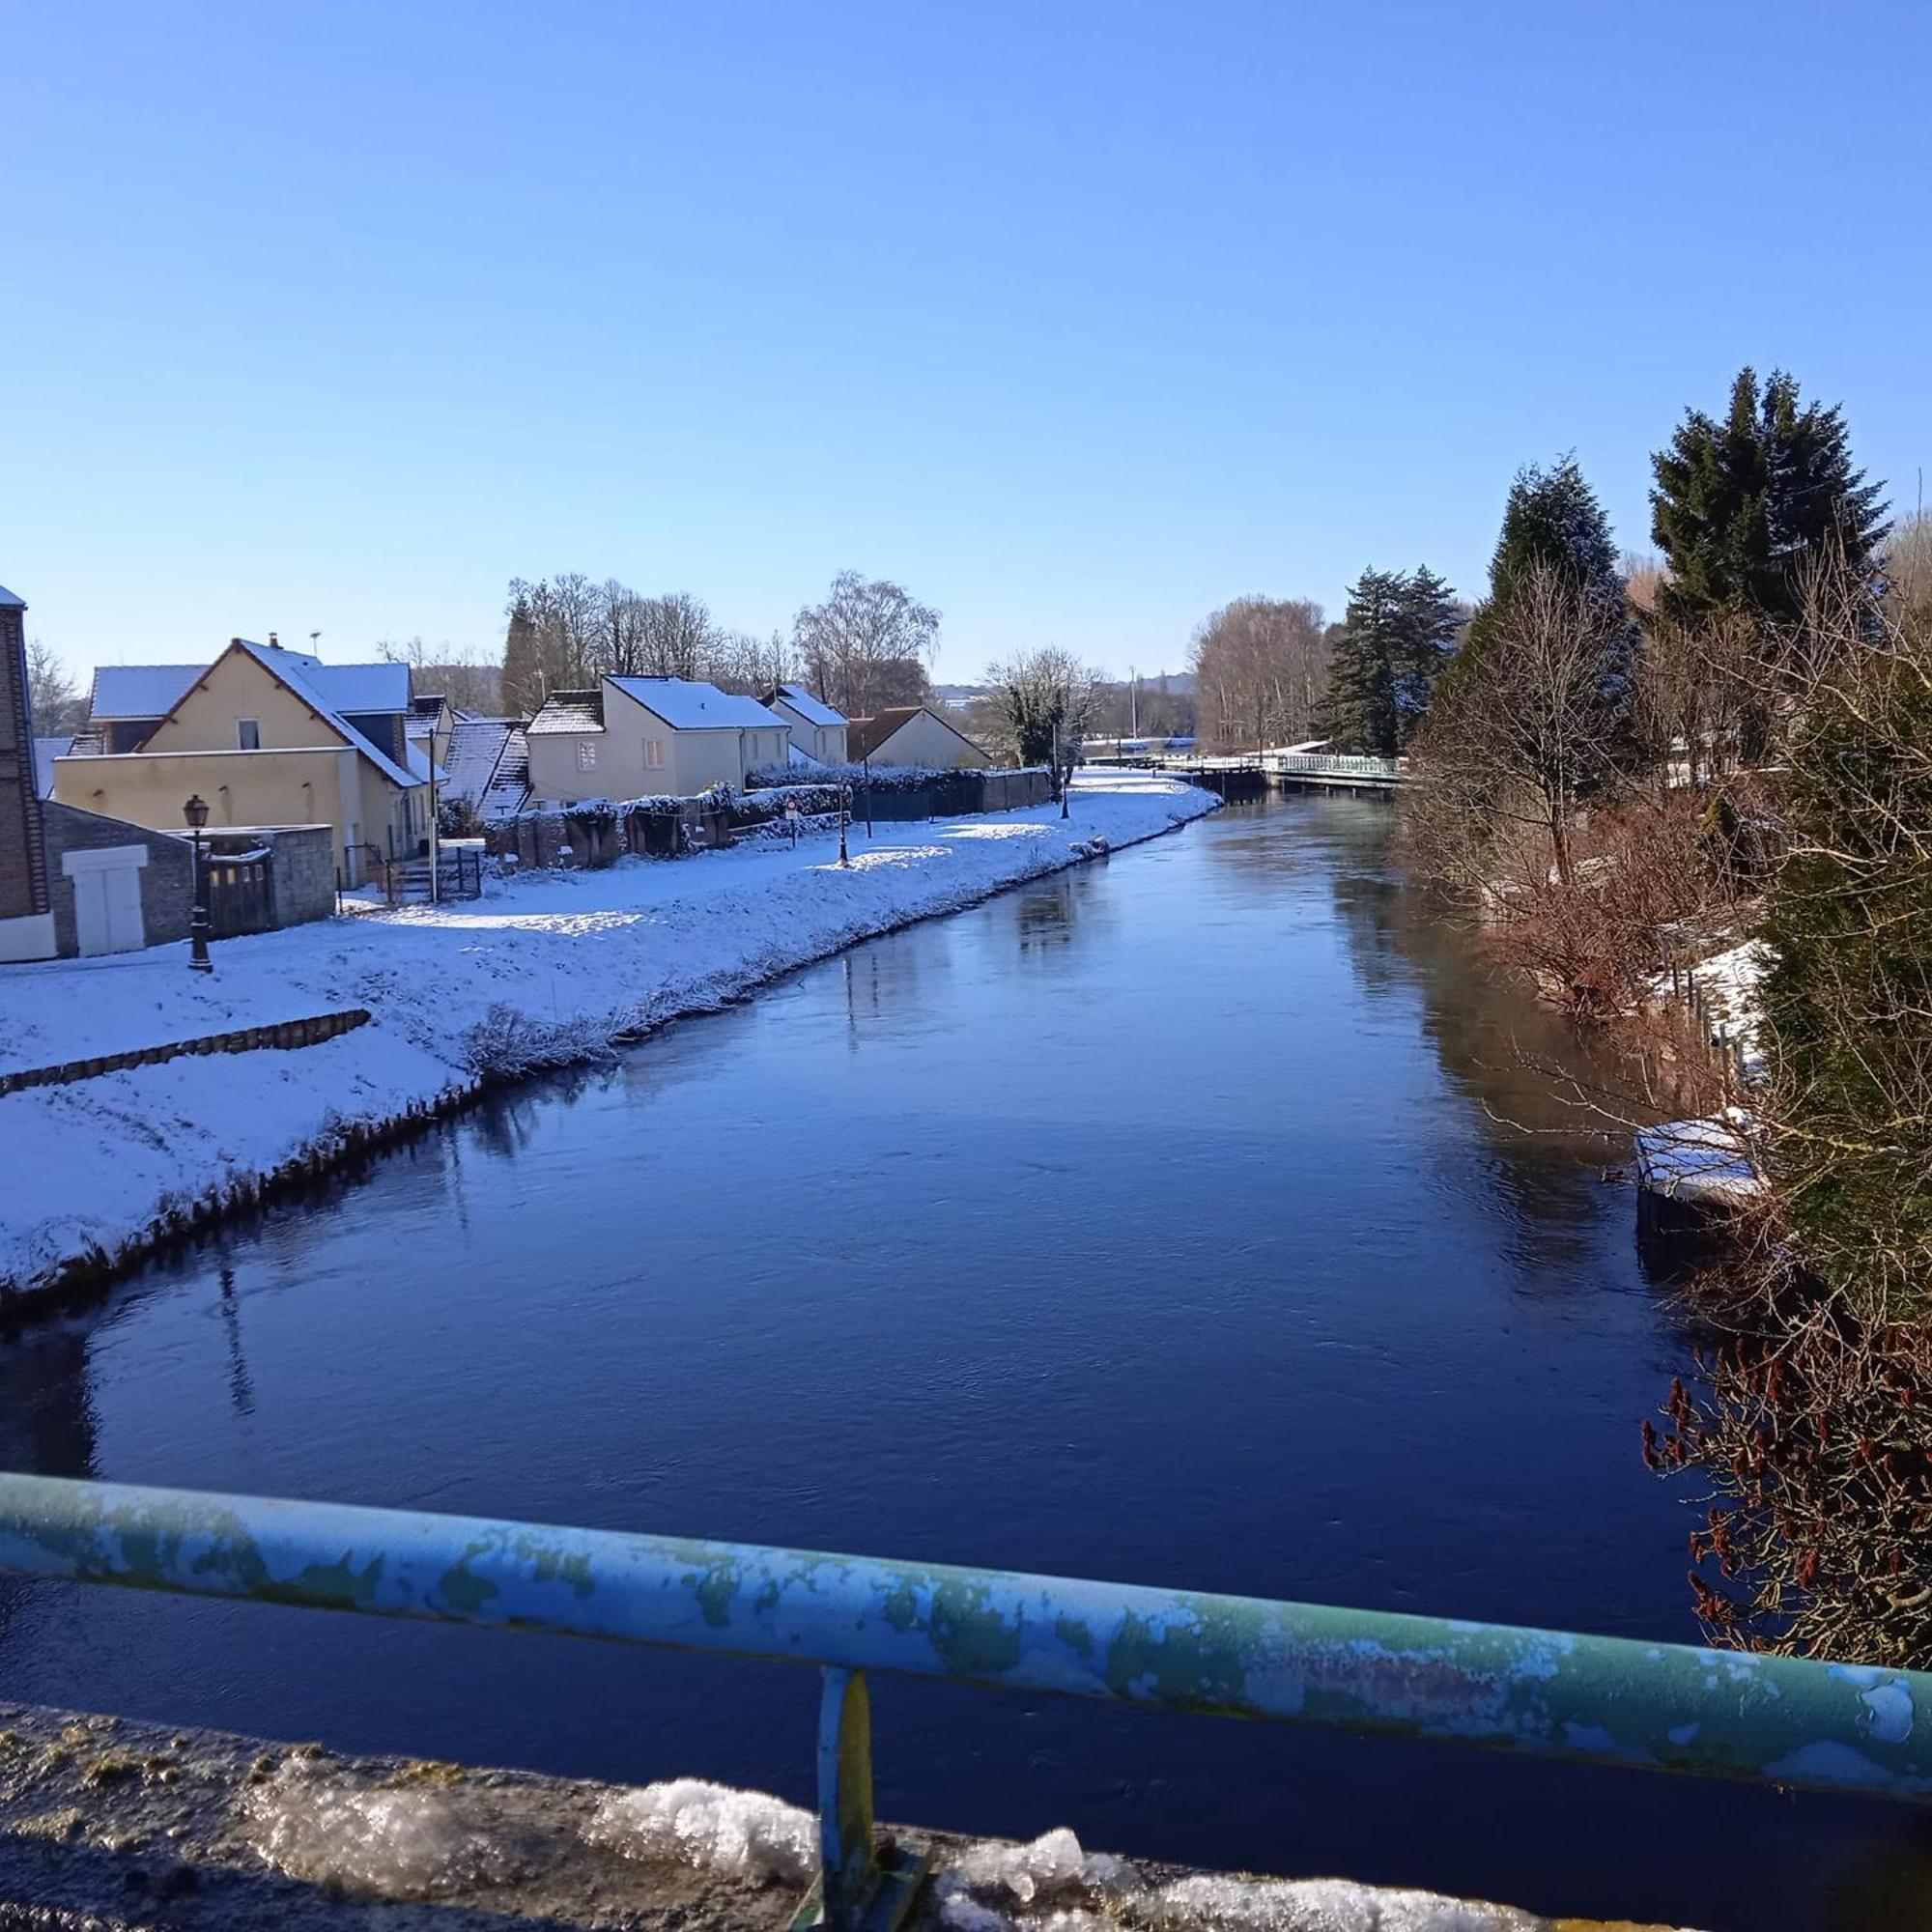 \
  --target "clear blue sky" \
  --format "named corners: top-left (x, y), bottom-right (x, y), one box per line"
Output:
top-left (5, 1), bottom-right (1927, 686)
